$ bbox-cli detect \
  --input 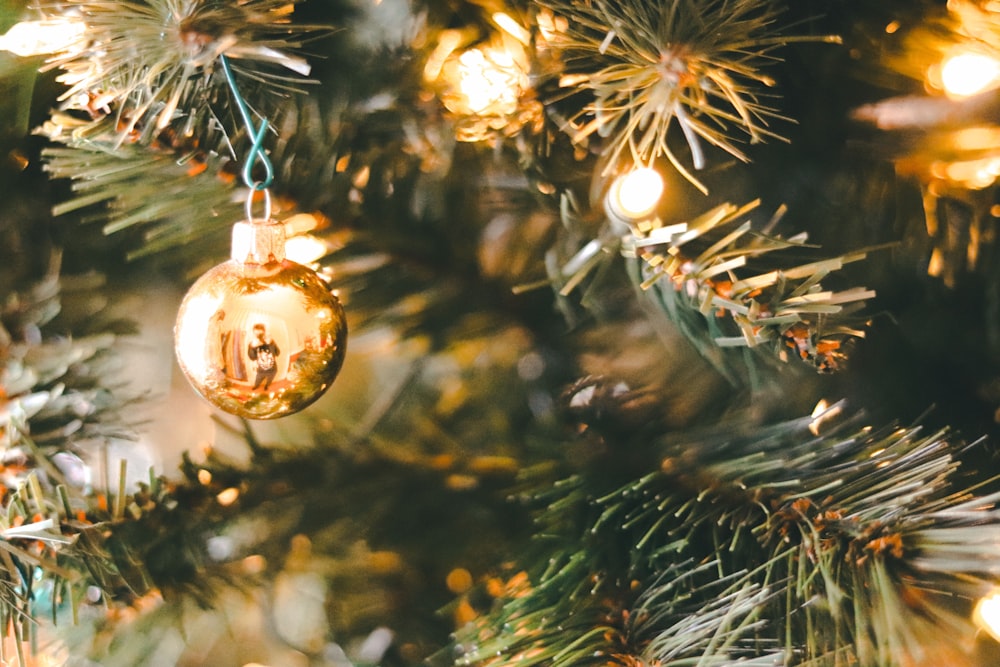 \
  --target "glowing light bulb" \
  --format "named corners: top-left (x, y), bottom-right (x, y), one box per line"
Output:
top-left (0, 19), bottom-right (86, 57)
top-left (606, 167), bottom-right (665, 224)
top-left (454, 47), bottom-right (525, 116)
top-left (809, 399), bottom-right (843, 435)
top-left (939, 50), bottom-right (1000, 98)
top-left (492, 12), bottom-right (531, 46)
top-left (432, 37), bottom-right (534, 142)
top-left (974, 588), bottom-right (1000, 642)
top-left (216, 487), bottom-right (240, 506)
top-left (284, 234), bottom-right (329, 265)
